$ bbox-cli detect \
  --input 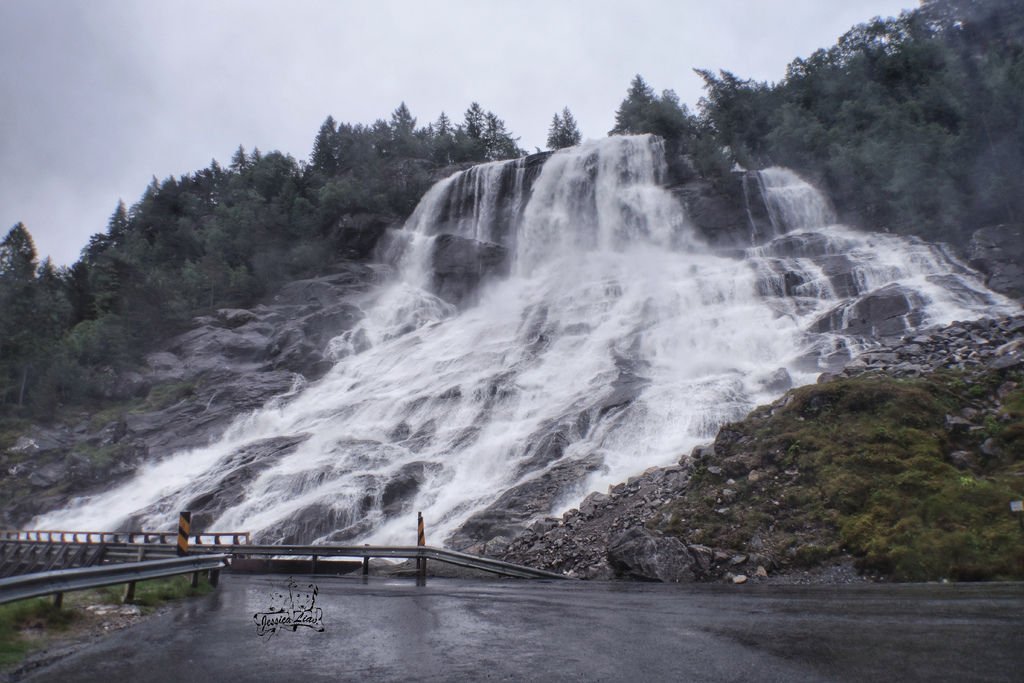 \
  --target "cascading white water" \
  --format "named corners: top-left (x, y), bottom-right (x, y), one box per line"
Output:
top-left (36, 136), bottom-right (1017, 547)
